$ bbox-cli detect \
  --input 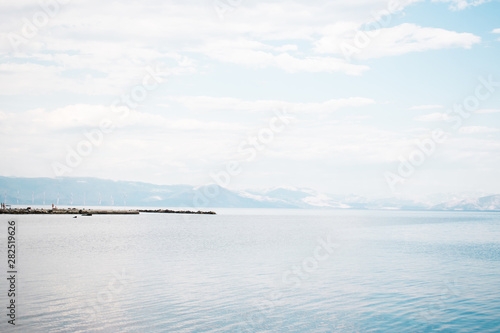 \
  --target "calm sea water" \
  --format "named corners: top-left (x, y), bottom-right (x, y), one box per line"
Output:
top-left (1, 209), bottom-right (499, 332)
